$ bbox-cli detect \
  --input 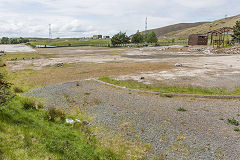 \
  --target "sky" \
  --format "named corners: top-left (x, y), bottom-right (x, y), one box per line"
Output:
top-left (0, 0), bottom-right (239, 38)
